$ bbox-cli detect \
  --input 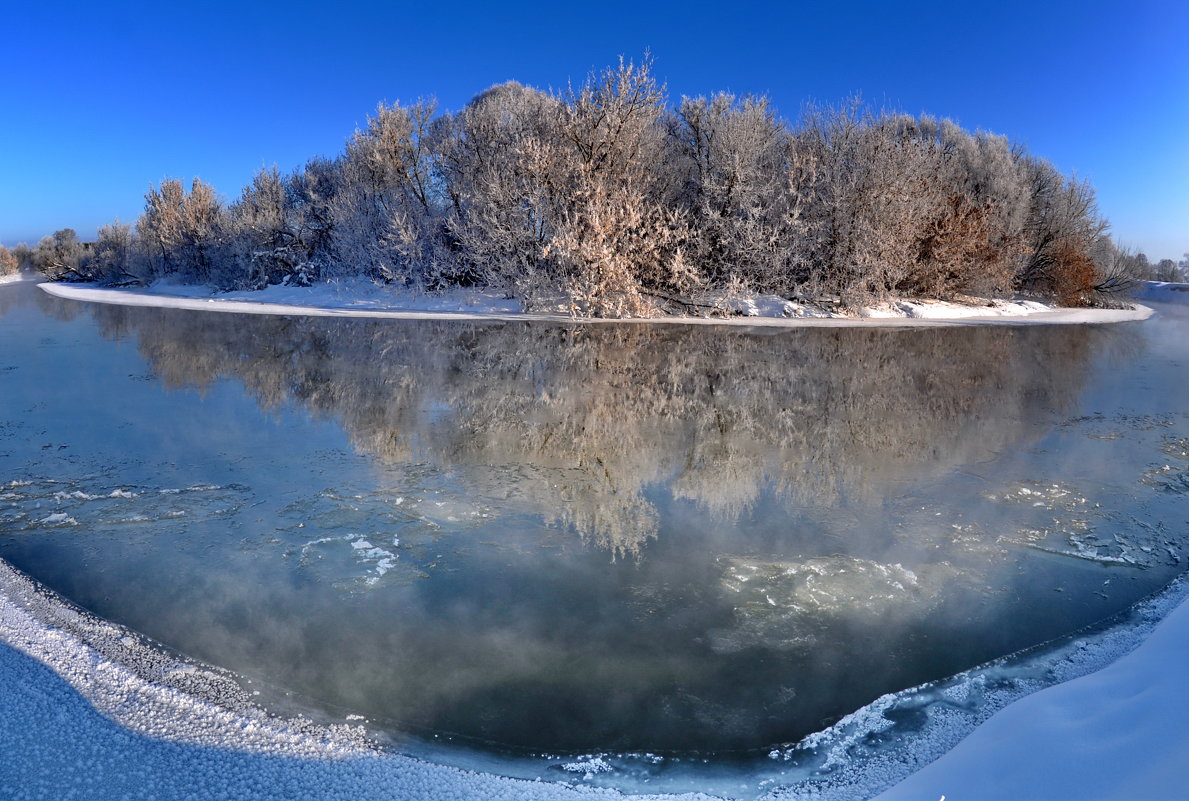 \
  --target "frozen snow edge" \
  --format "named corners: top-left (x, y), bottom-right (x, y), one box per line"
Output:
top-left (0, 556), bottom-right (371, 759)
top-left (772, 576), bottom-right (1189, 801)
top-left (871, 576), bottom-right (1189, 801)
top-left (37, 281), bottom-right (1154, 328)
top-left (0, 556), bottom-right (713, 800)
top-left (3, 548), bottom-right (1187, 801)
